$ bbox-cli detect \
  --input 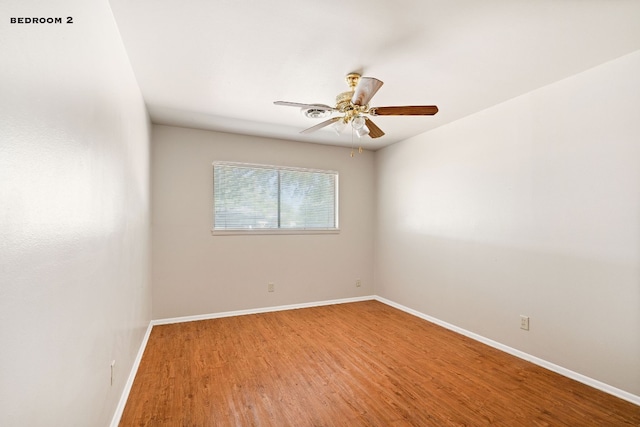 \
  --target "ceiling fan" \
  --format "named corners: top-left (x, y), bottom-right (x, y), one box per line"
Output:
top-left (274, 73), bottom-right (438, 139)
